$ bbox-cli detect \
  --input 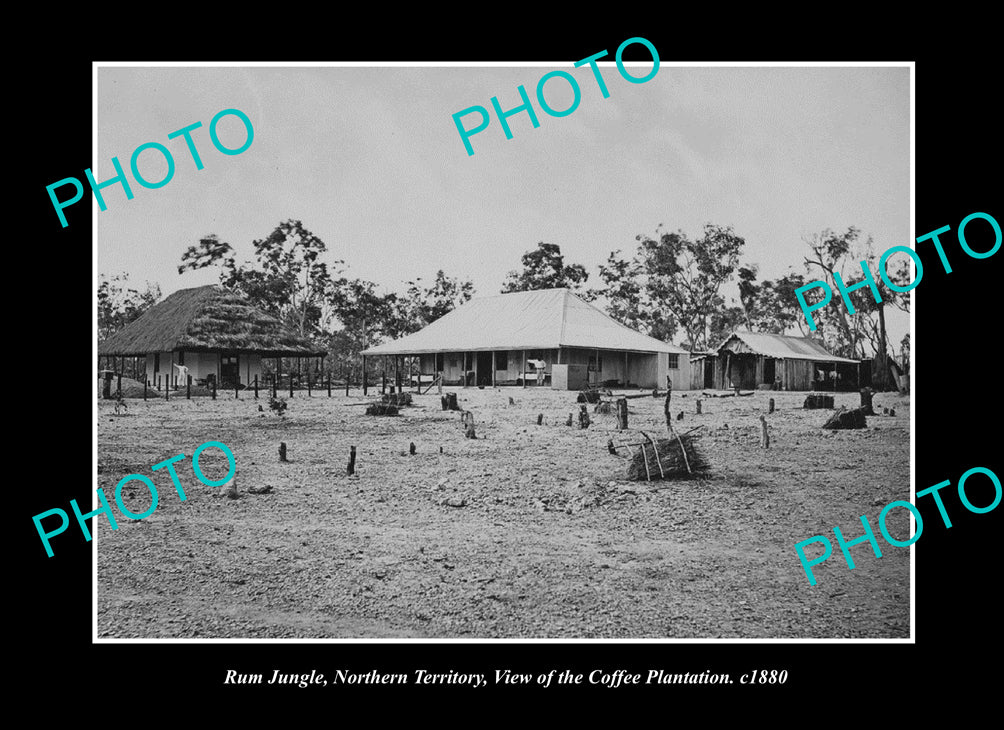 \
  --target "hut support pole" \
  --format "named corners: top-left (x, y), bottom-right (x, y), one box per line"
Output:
top-left (522, 350), bottom-right (526, 388)
top-left (624, 351), bottom-right (628, 388)
top-left (492, 351), bottom-right (496, 387)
